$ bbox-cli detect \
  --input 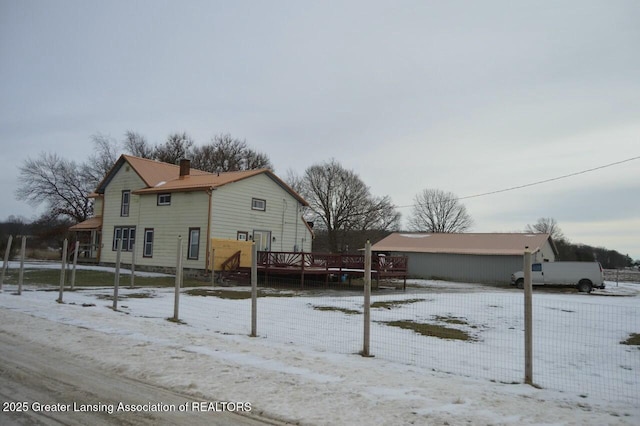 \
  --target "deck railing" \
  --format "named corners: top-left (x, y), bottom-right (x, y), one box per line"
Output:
top-left (257, 251), bottom-right (407, 274)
